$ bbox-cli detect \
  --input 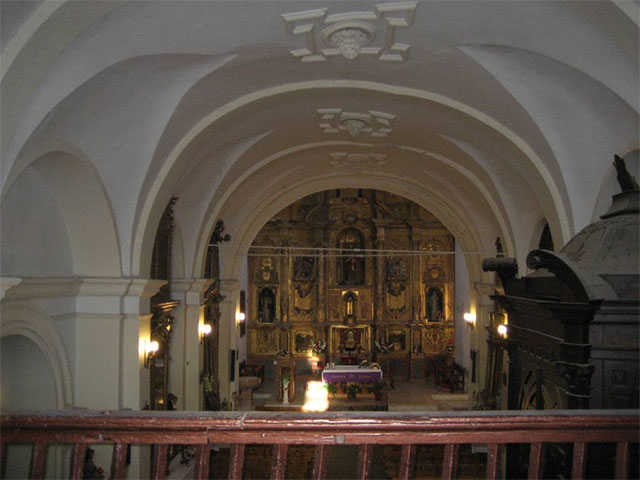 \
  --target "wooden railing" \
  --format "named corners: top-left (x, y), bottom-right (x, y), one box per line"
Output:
top-left (1, 409), bottom-right (638, 479)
